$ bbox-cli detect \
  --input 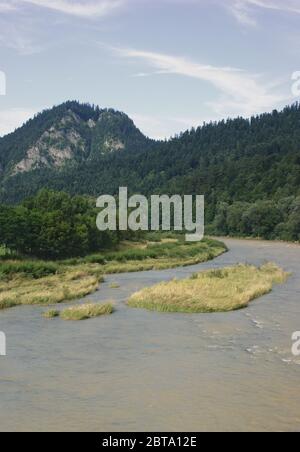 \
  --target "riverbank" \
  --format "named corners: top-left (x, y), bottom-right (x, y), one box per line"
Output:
top-left (0, 237), bottom-right (226, 310)
top-left (213, 235), bottom-right (300, 246)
